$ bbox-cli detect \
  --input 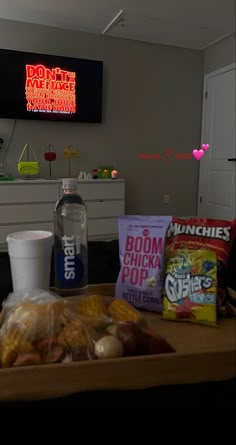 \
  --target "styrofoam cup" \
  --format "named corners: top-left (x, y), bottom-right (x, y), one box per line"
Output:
top-left (6, 230), bottom-right (53, 292)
